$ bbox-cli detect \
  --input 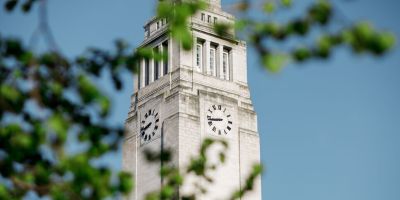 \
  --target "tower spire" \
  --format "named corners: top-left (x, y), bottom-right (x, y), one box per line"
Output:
top-left (208, 0), bottom-right (221, 8)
